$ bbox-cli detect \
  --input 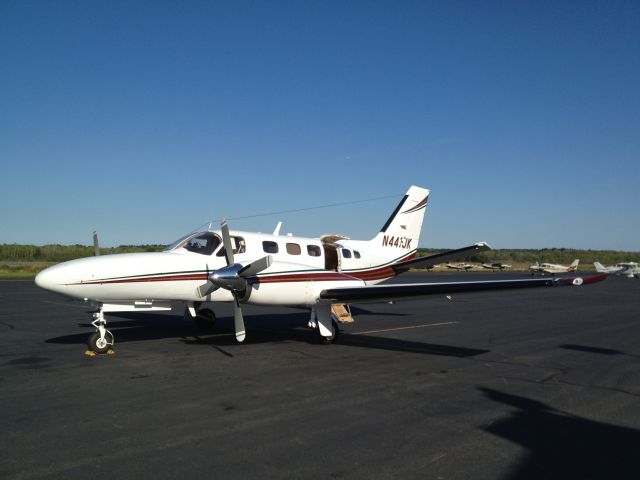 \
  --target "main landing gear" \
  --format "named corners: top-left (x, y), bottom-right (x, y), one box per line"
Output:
top-left (308, 305), bottom-right (340, 344)
top-left (188, 302), bottom-right (217, 333)
top-left (87, 308), bottom-right (114, 354)
top-left (195, 307), bottom-right (217, 332)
